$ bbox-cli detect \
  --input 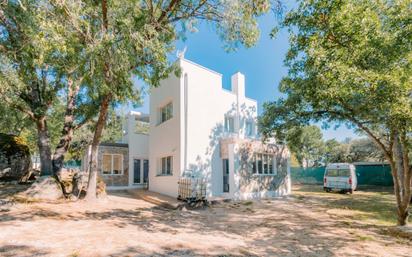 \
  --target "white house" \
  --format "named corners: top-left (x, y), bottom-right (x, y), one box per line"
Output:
top-left (85, 58), bottom-right (291, 200)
